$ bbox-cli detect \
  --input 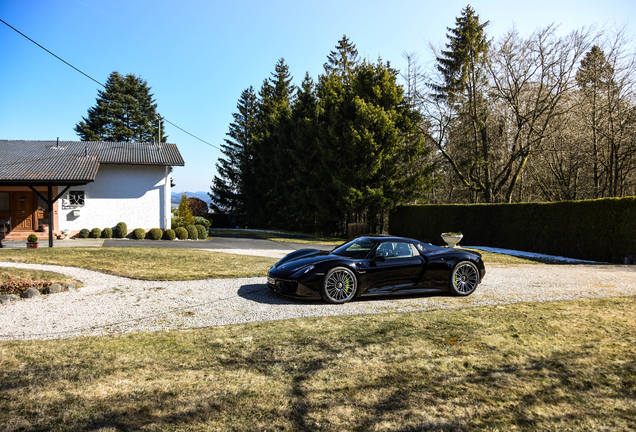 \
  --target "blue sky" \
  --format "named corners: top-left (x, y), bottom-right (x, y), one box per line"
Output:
top-left (1, 0), bottom-right (634, 193)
